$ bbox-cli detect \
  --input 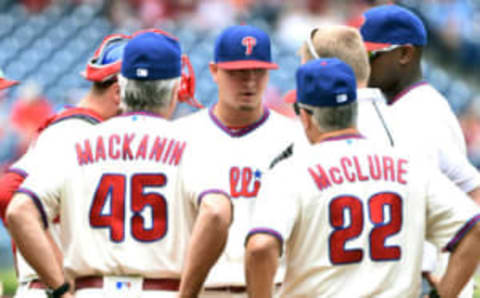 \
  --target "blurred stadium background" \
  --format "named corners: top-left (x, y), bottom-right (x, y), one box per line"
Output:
top-left (0, 0), bottom-right (480, 295)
